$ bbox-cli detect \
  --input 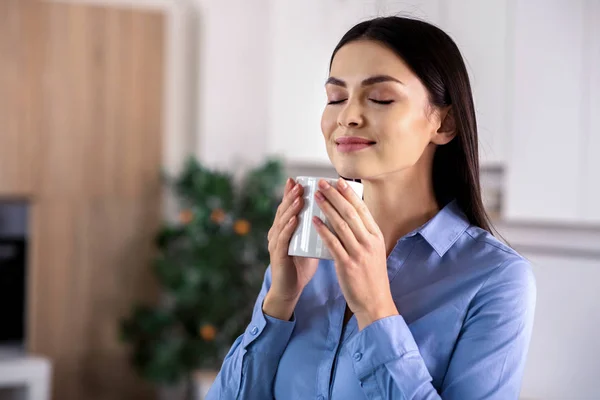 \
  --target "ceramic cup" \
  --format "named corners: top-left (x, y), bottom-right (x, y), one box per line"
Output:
top-left (287, 176), bottom-right (364, 260)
